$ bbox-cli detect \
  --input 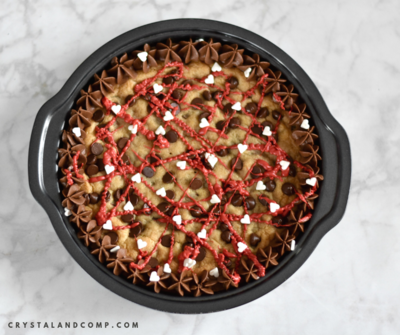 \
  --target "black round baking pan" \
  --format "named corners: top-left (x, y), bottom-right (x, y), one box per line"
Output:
top-left (28, 19), bottom-right (351, 314)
